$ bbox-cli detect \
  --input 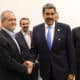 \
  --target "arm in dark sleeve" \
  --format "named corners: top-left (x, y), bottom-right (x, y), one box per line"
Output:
top-left (29, 27), bottom-right (39, 62)
top-left (72, 29), bottom-right (77, 48)
top-left (66, 26), bottom-right (76, 74)
top-left (0, 38), bottom-right (27, 75)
